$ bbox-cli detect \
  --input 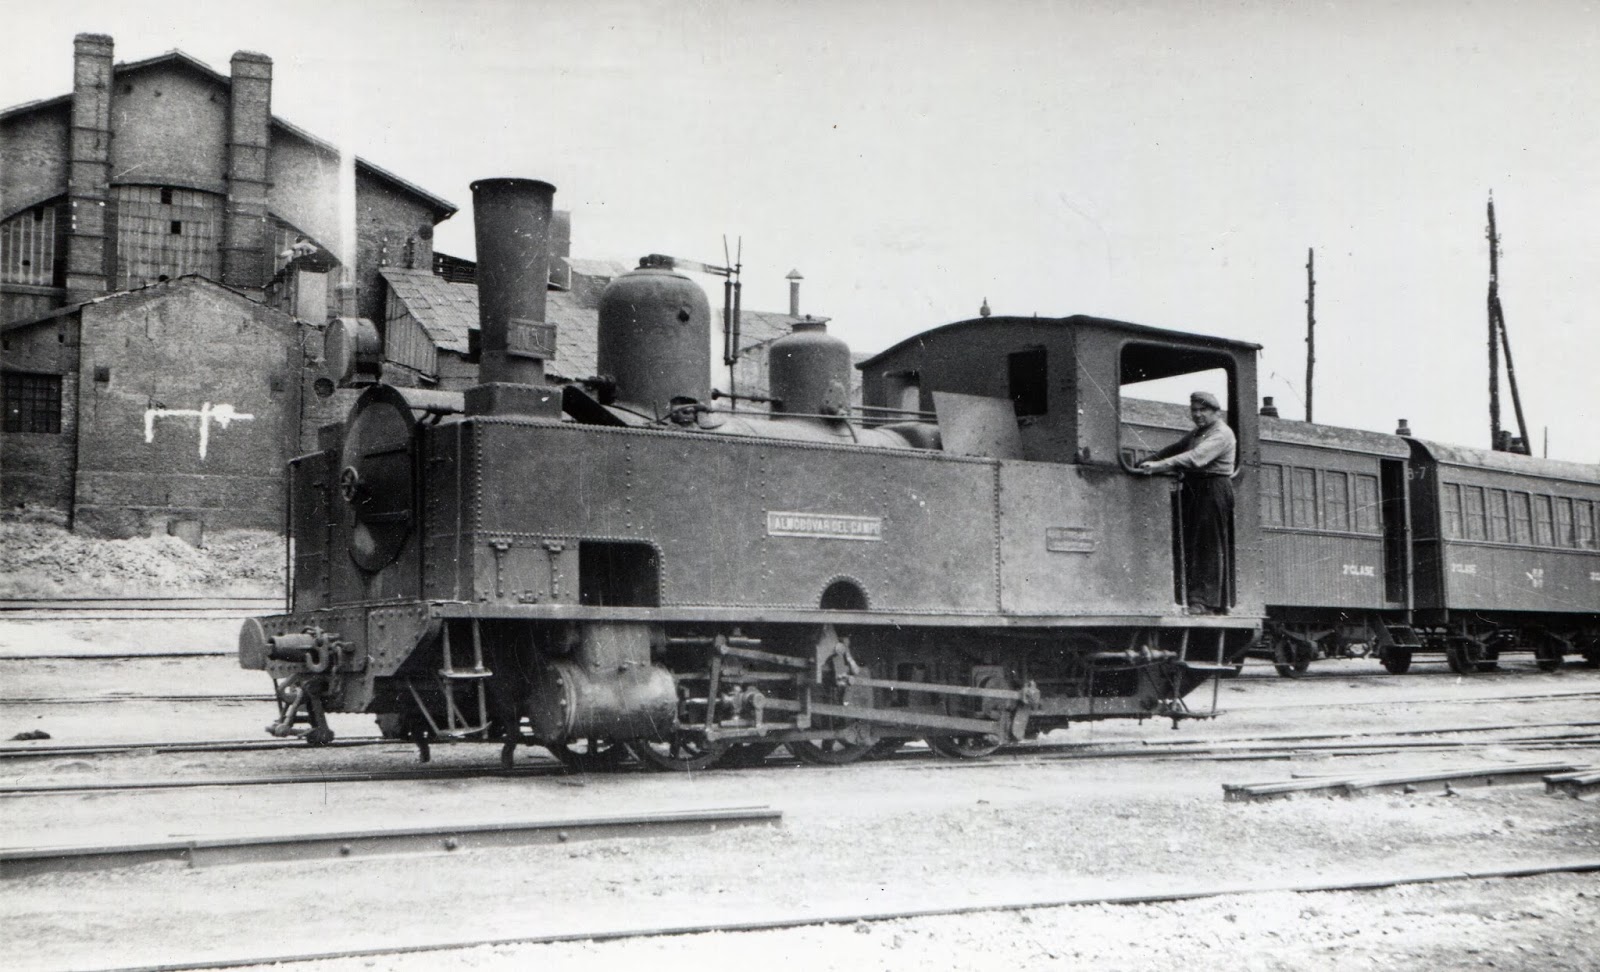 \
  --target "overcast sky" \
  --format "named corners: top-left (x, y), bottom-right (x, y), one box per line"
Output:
top-left (5, 0), bottom-right (1597, 461)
